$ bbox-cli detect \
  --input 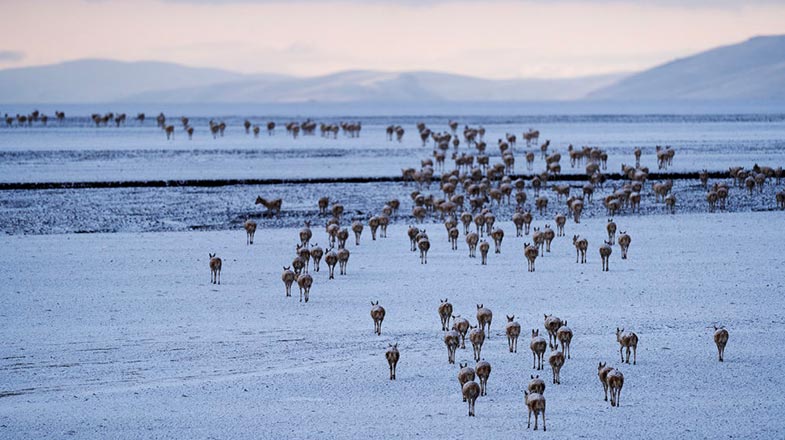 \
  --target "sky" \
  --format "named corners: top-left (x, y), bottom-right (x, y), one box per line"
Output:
top-left (0, 0), bottom-right (784, 79)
